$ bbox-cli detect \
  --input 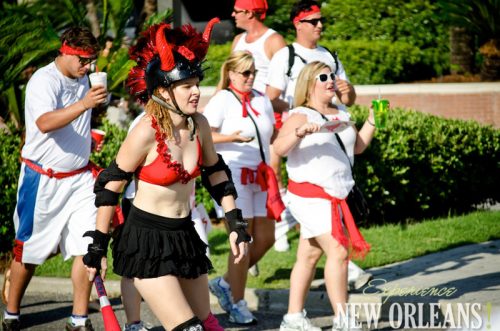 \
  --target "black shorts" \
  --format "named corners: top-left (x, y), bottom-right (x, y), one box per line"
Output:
top-left (112, 205), bottom-right (213, 279)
